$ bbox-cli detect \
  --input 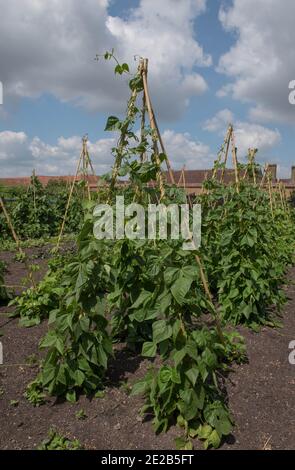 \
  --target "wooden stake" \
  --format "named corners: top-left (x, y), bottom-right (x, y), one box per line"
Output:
top-left (213, 125), bottom-right (231, 181)
top-left (251, 149), bottom-right (257, 185)
top-left (260, 164), bottom-right (268, 189)
top-left (0, 197), bottom-right (24, 257)
top-left (32, 169), bottom-right (37, 214)
top-left (0, 197), bottom-right (36, 287)
top-left (140, 92), bottom-right (147, 163)
top-left (182, 166), bottom-right (186, 193)
top-left (55, 135), bottom-right (96, 250)
top-left (141, 59), bottom-right (165, 200)
top-left (267, 171), bottom-right (274, 218)
top-left (55, 146), bottom-right (84, 251)
top-left (181, 168), bottom-right (192, 210)
top-left (230, 125), bottom-right (240, 193)
top-left (177, 166), bottom-right (186, 188)
top-left (81, 136), bottom-right (94, 201)
top-left (220, 125), bottom-right (232, 184)
top-left (140, 60), bottom-right (175, 184)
